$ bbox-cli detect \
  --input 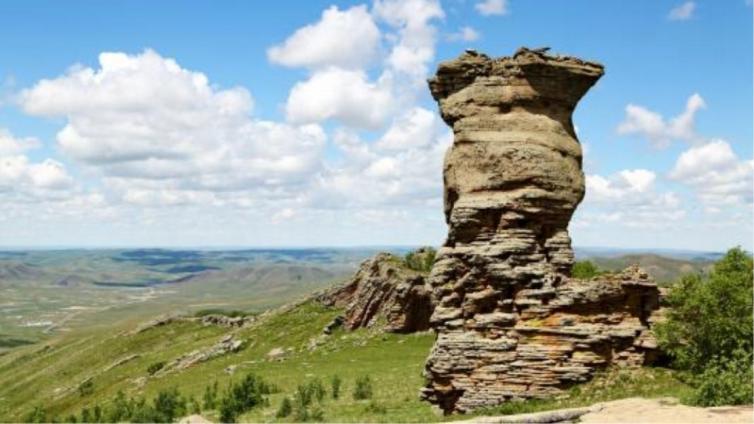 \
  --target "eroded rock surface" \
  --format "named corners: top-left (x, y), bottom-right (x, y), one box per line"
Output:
top-left (421, 48), bottom-right (661, 413)
top-left (319, 252), bottom-right (434, 333)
